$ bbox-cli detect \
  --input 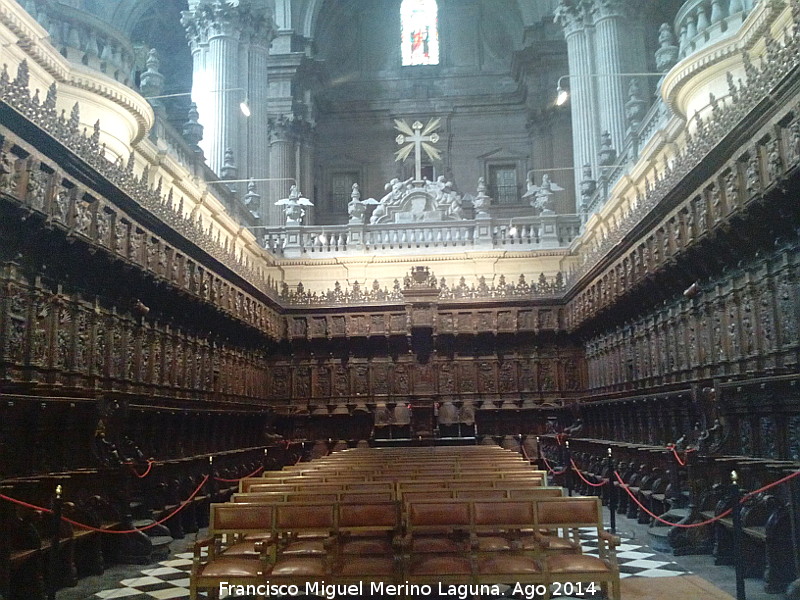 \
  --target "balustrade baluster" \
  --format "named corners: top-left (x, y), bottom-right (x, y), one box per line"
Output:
top-left (729, 0), bottom-right (744, 14)
top-left (710, 0), bottom-right (725, 23)
top-left (679, 24), bottom-right (688, 56)
top-left (686, 11), bottom-right (698, 45)
top-left (696, 4), bottom-right (710, 36)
